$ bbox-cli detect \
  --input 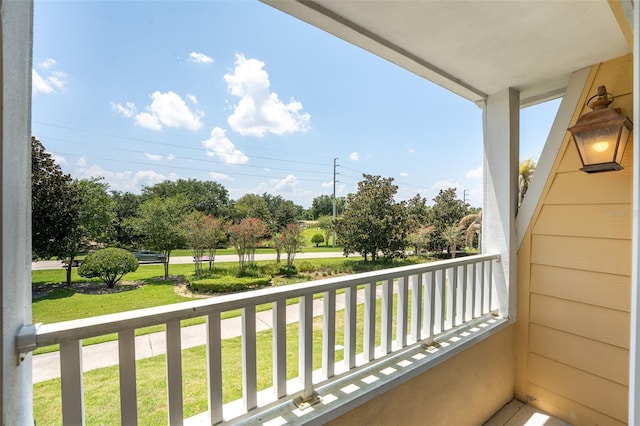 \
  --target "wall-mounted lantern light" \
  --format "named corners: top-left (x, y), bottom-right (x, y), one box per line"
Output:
top-left (567, 85), bottom-right (633, 173)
